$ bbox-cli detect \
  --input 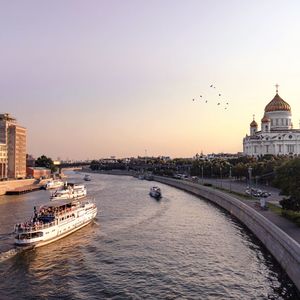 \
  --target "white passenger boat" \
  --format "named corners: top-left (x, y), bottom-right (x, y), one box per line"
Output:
top-left (50, 183), bottom-right (87, 200)
top-left (44, 179), bottom-right (64, 190)
top-left (14, 198), bottom-right (97, 247)
top-left (149, 186), bottom-right (162, 199)
top-left (84, 174), bottom-right (91, 181)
